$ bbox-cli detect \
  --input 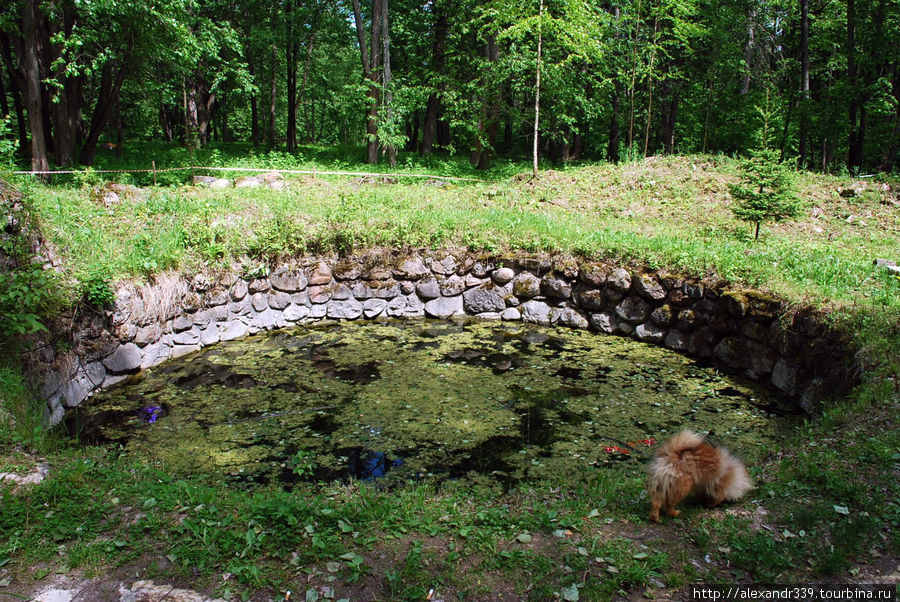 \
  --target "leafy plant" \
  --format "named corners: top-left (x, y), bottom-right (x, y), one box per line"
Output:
top-left (729, 149), bottom-right (803, 240)
top-left (245, 215), bottom-right (306, 260)
top-left (0, 364), bottom-right (50, 448)
top-left (291, 450), bottom-right (316, 479)
top-left (0, 235), bottom-right (62, 342)
top-left (72, 167), bottom-right (104, 188)
top-left (79, 267), bottom-right (116, 307)
top-left (186, 203), bottom-right (229, 263)
top-left (0, 116), bottom-right (17, 174)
